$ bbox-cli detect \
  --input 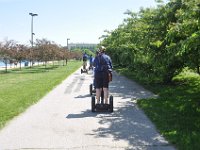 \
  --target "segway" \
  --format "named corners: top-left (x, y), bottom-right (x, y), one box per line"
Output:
top-left (81, 61), bottom-right (88, 74)
top-left (88, 64), bottom-right (93, 70)
top-left (90, 84), bottom-right (96, 95)
top-left (81, 68), bottom-right (88, 74)
top-left (91, 90), bottom-right (113, 112)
